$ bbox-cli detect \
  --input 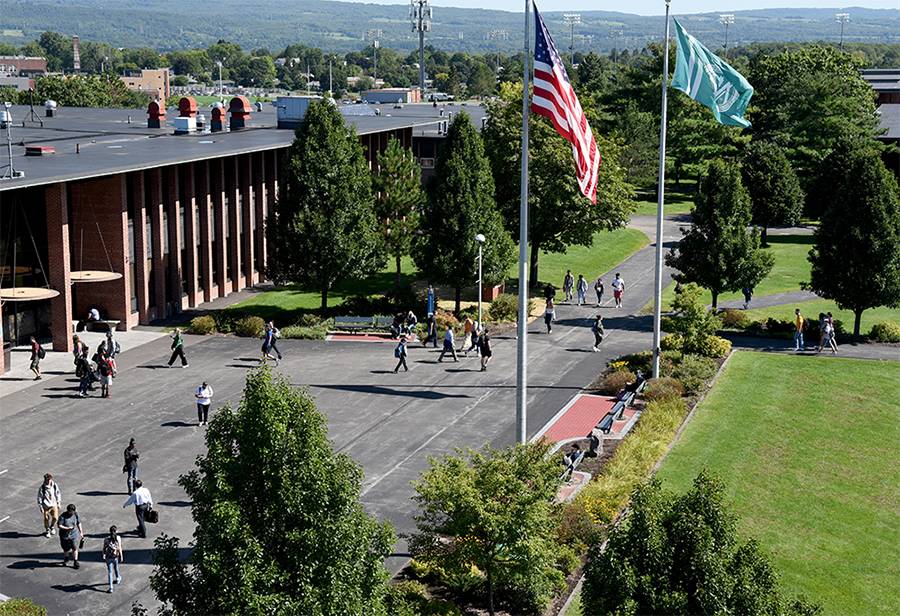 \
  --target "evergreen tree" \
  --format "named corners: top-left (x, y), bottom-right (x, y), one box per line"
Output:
top-left (412, 112), bottom-right (515, 313)
top-left (149, 368), bottom-right (395, 615)
top-left (806, 141), bottom-right (900, 338)
top-left (741, 140), bottom-right (804, 246)
top-left (483, 82), bottom-right (634, 288)
top-left (582, 473), bottom-right (821, 616)
top-left (374, 137), bottom-right (423, 290)
top-left (666, 160), bottom-right (774, 308)
top-left (268, 100), bottom-right (383, 312)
